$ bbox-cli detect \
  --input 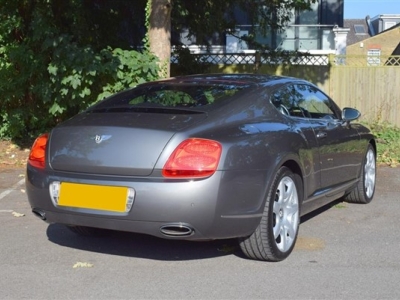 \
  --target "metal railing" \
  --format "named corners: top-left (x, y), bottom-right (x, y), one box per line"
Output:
top-left (171, 52), bottom-right (331, 66)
